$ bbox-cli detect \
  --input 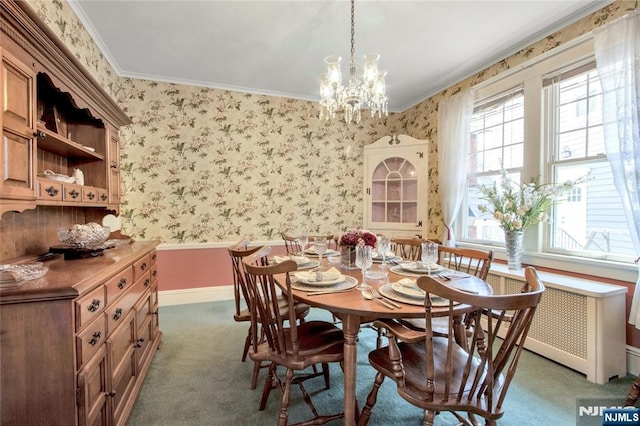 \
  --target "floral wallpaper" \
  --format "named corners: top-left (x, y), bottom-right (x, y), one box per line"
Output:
top-left (25, 0), bottom-right (638, 245)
